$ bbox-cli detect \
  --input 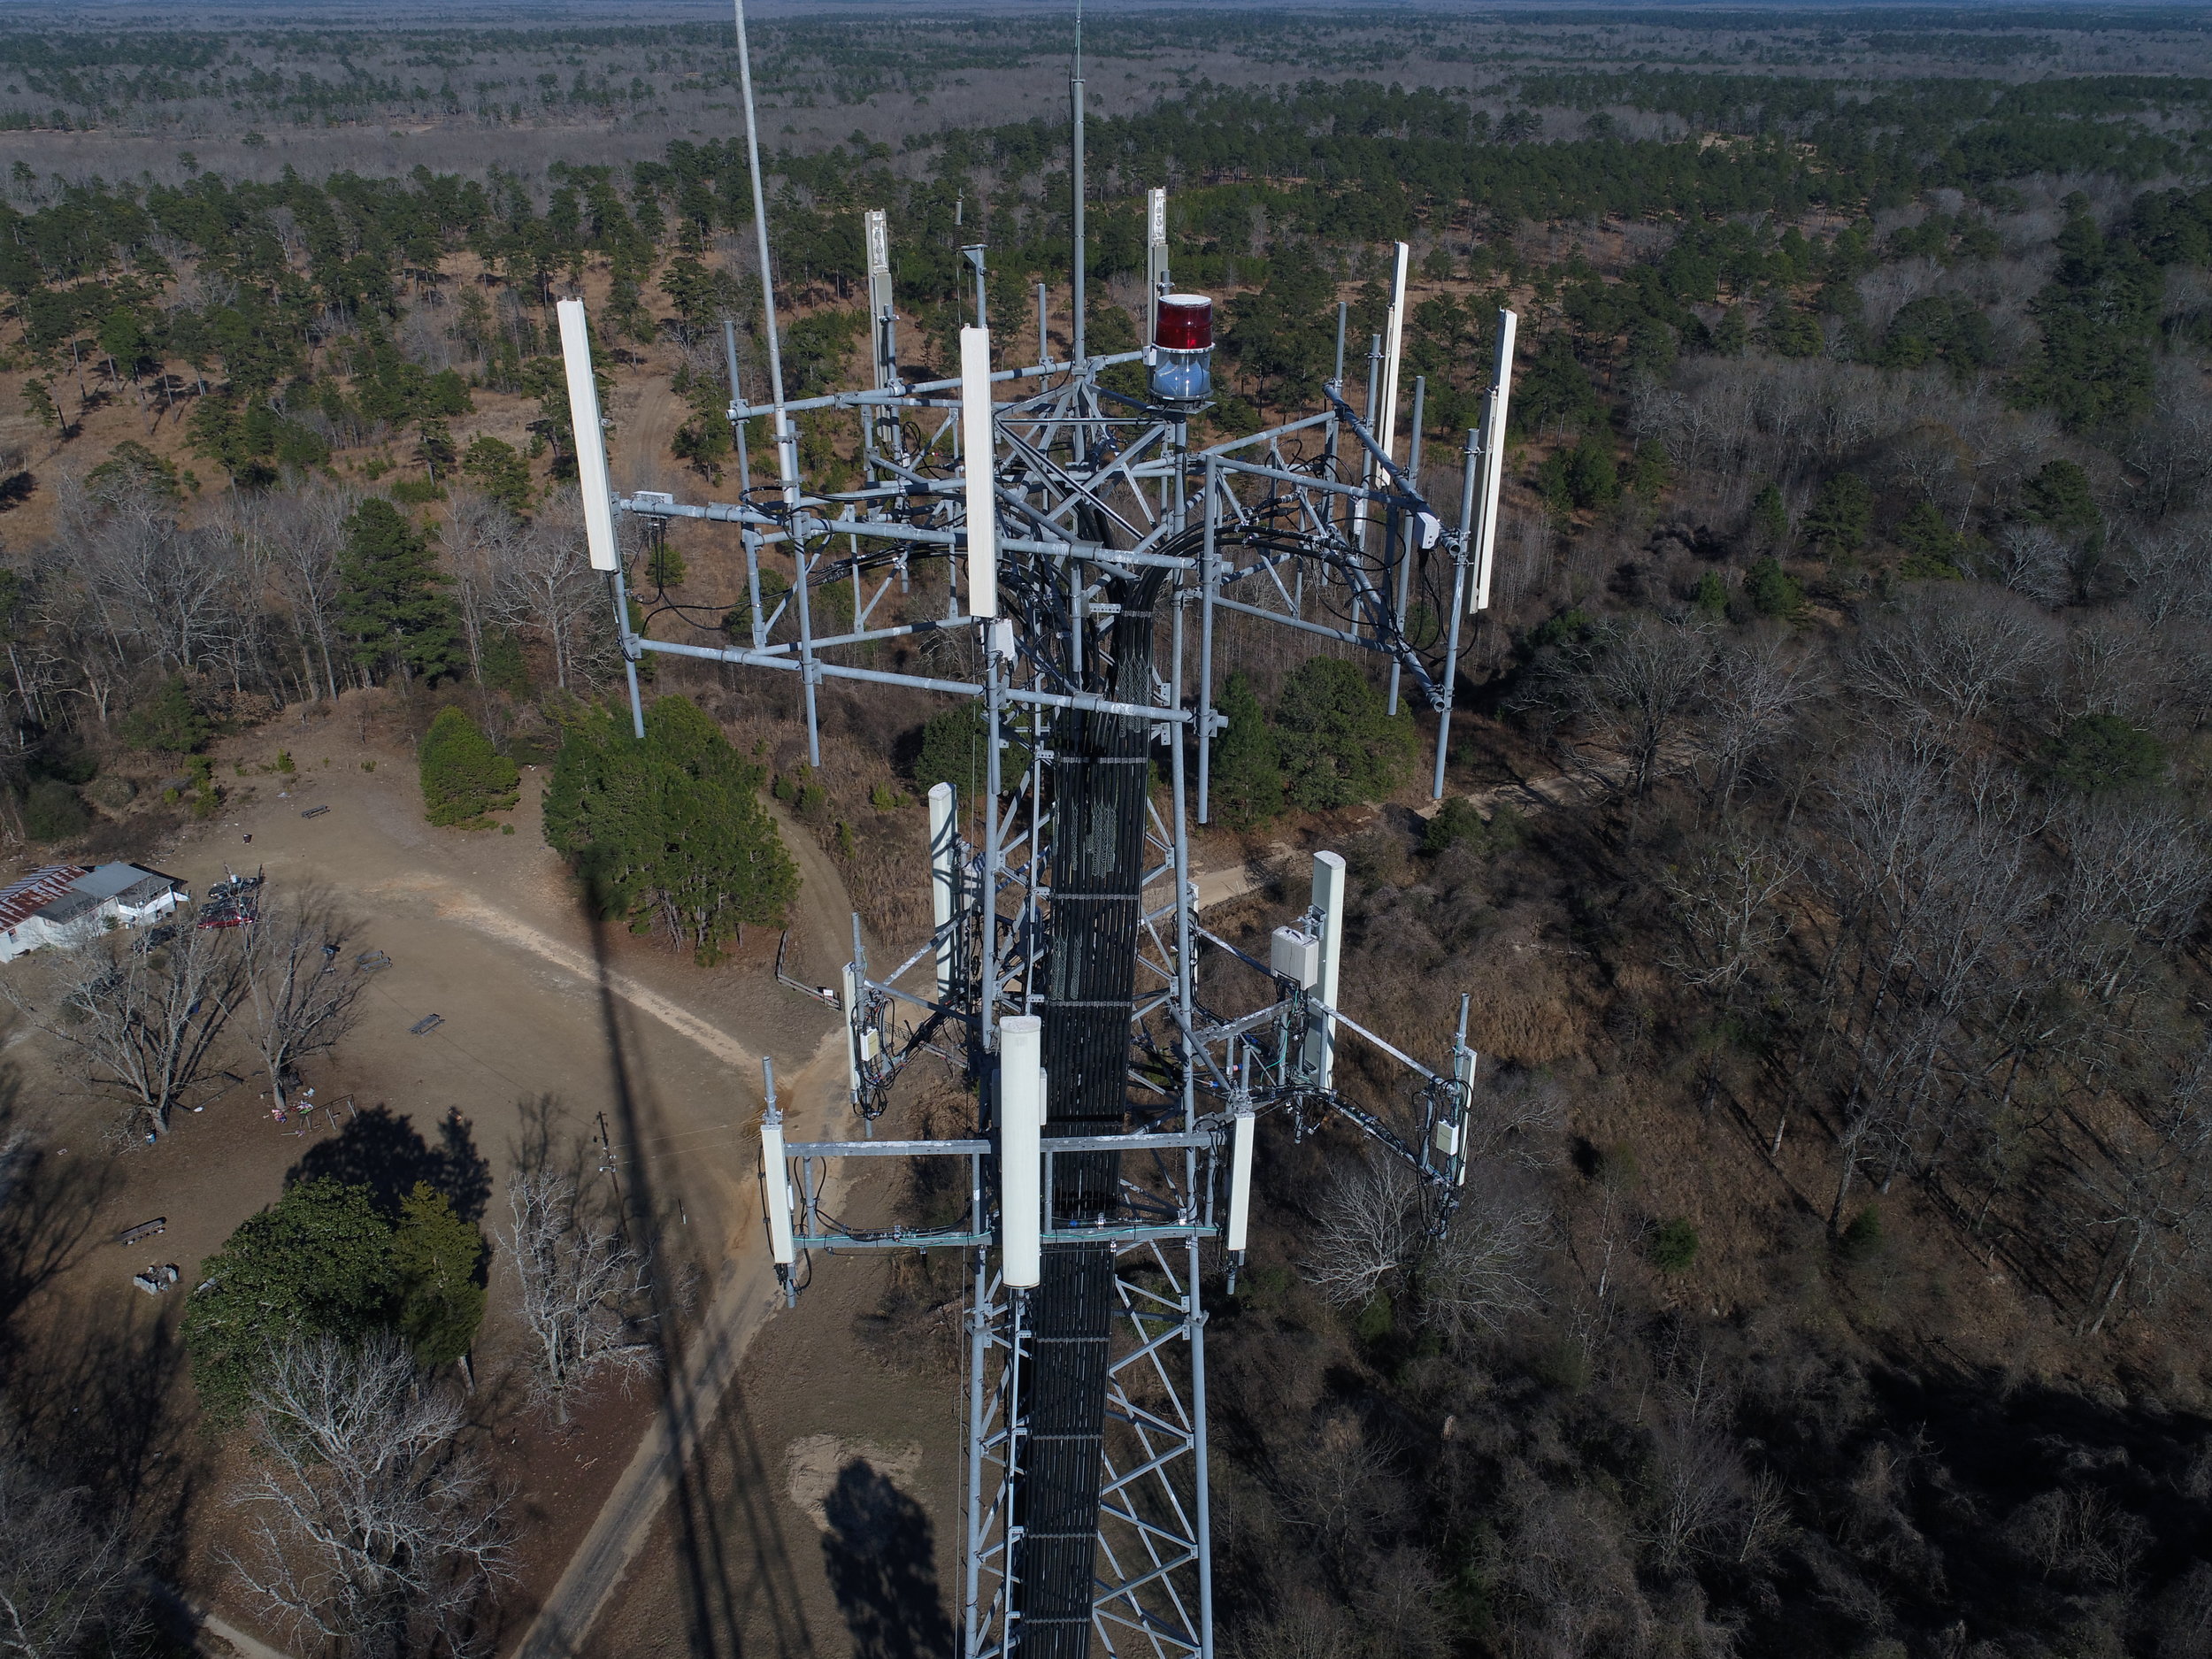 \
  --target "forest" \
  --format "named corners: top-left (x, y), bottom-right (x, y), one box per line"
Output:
top-left (8, 4), bottom-right (2212, 1657)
